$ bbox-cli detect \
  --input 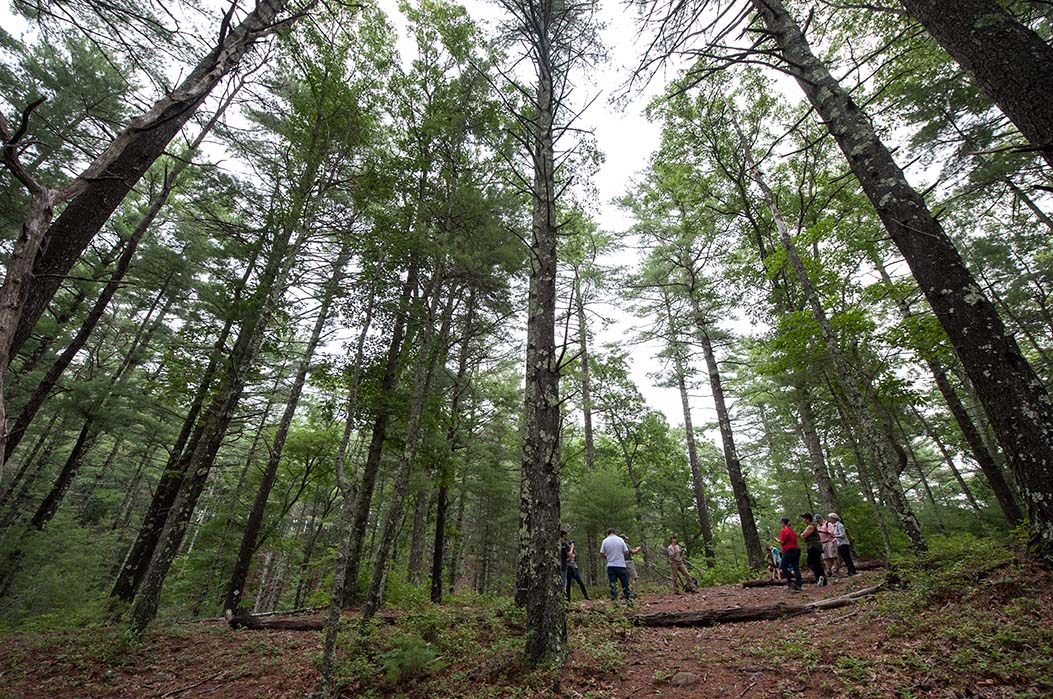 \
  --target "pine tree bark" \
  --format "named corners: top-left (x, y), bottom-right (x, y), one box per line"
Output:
top-left (870, 252), bottom-right (1022, 525)
top-left (318, 271), bottom-right (378, 699)
top-left (7, 0), bottom-right (309, 361)
top-left (663, 294), bottom-right (716, 566)
top-left (898, 0), bottom-right (1053, 168)
top-left (127, 215), bottom-right (307, 637)
top-left (360, 273), bottom-right (454, 621)
top-left (688, 295), bottom-right (764, 569)
top-left (341, 264), bottom-right (418, 606)
top-left (109, 246), bottom-right (260, 604)
top-left (430, 298), bottom-right (474, 603)
top-left (752, 0), bottom-right (1053, 556)
top-left (732, 101), bottom-right (929, 553)
top-left (222, 244), bottom-right (351, 614)
top-left (516, 30), bottom-right (567, 660)
top-left (794, 381), bottom-right (839, 514)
